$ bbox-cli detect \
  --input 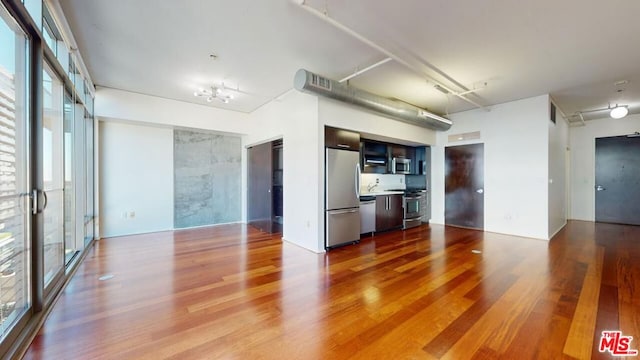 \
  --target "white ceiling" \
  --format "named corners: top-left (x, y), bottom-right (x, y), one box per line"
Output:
top-left (58, 0), bottom-right (640, 122)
